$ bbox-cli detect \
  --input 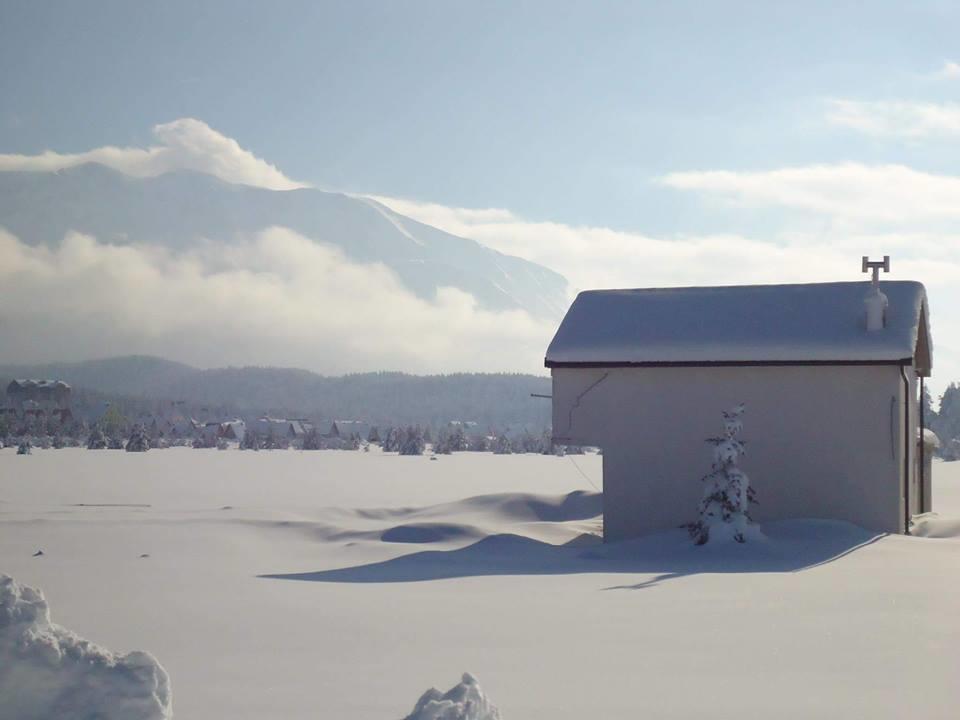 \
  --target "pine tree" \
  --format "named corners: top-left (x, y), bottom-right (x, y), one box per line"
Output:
top-left (689, 403), bottom-right (758, 545)
top-left (932, 383), bottom-right (960, 459)
top-left (86, 426), bottom-right (107, 450)
top-left (124, 424), bottom-right (150, 452)
top-left (240, 430), bottom-right (262, 451)
top-left (492, 434), bottom-right (513, 454)
top-left (399, 426), bottom-right (425, 455)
